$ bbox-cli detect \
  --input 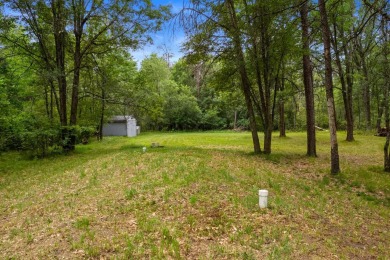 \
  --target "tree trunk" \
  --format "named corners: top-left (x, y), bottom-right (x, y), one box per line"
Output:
top-left (70, 40), bottom-right (81, 126)
top-left (52, 0), bottom-right (67, 127)
top-left (300, 1), bottom-right (317, 156)
top-left (44, 84), bottom-right (50, 119)
top-left (332, 33), bottom-right (354, 141)
top-left (279, 100), bottom-right (286, 137)
top-left (69, 5), bottom-right (84, 150)
top-left (343, 42), bottom-right (355, 141)
top-left (278, 74), bottom-right (286, 137)
top-left (99, 88), bottom-right (105, 141)
top-left (356, 41), bottom-right (371, 130)
top-left (377, 94), bottom-right (385, 132)
top-left (50, 85), bottom-right (54, 120)
top-left (49, 79), bottom-right (60, 120)
top-left (226, 0), bottom-right (261, 153)
top-left (194, 63), bottom-right (203, 98)
top-left (70, 5), bottom-right (83, 127)
top-left (319, 0), bottom-right (340, 174)
top-left (382, 18), bottom-right (390, 171)
top-left (381, 18), bottom-right (389, 131)
top-left (384, 133), bottom-right (390, 172)
top-left (261, 20), bottom-right (273, 155)
top-left (234, 110), bottom-right (237, 129)
top-left (263, 122), bottom-right (273, 154)
top-left (52, 0), bottom-right (73, 151)
top-left (361, 57), bottom-right (371, 130)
